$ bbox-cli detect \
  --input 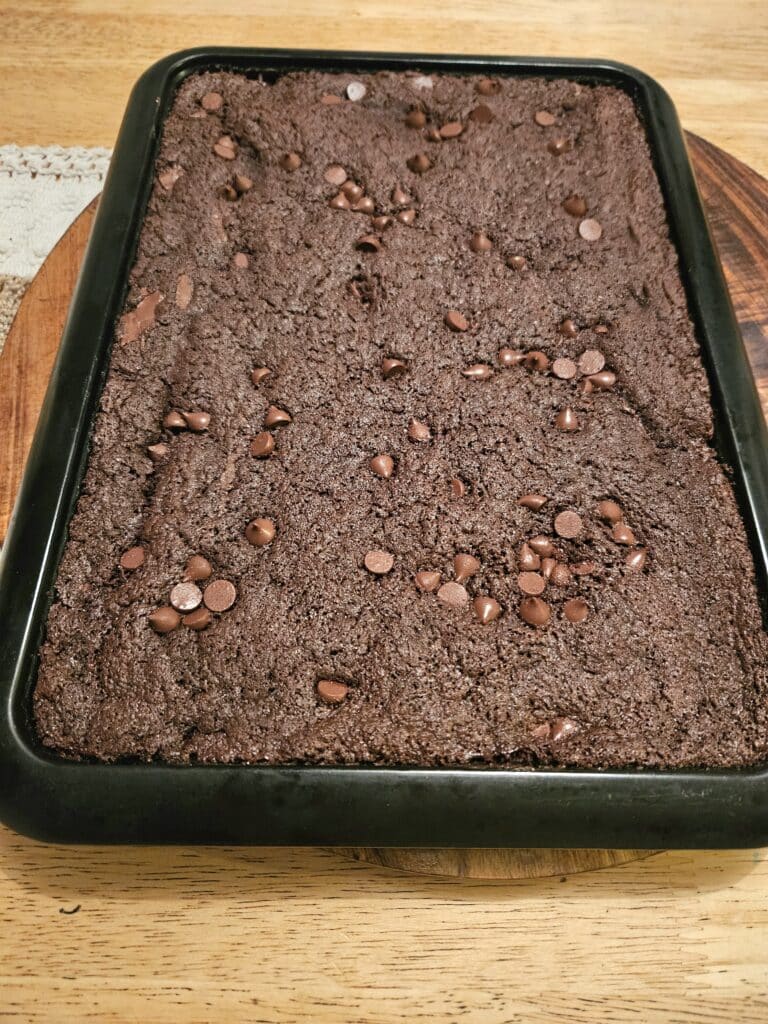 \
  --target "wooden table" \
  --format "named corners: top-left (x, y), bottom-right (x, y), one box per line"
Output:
top-left (2, 3), bottom-right (768, 1021)
top-left (2, 0), bottom-right (767, 178)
